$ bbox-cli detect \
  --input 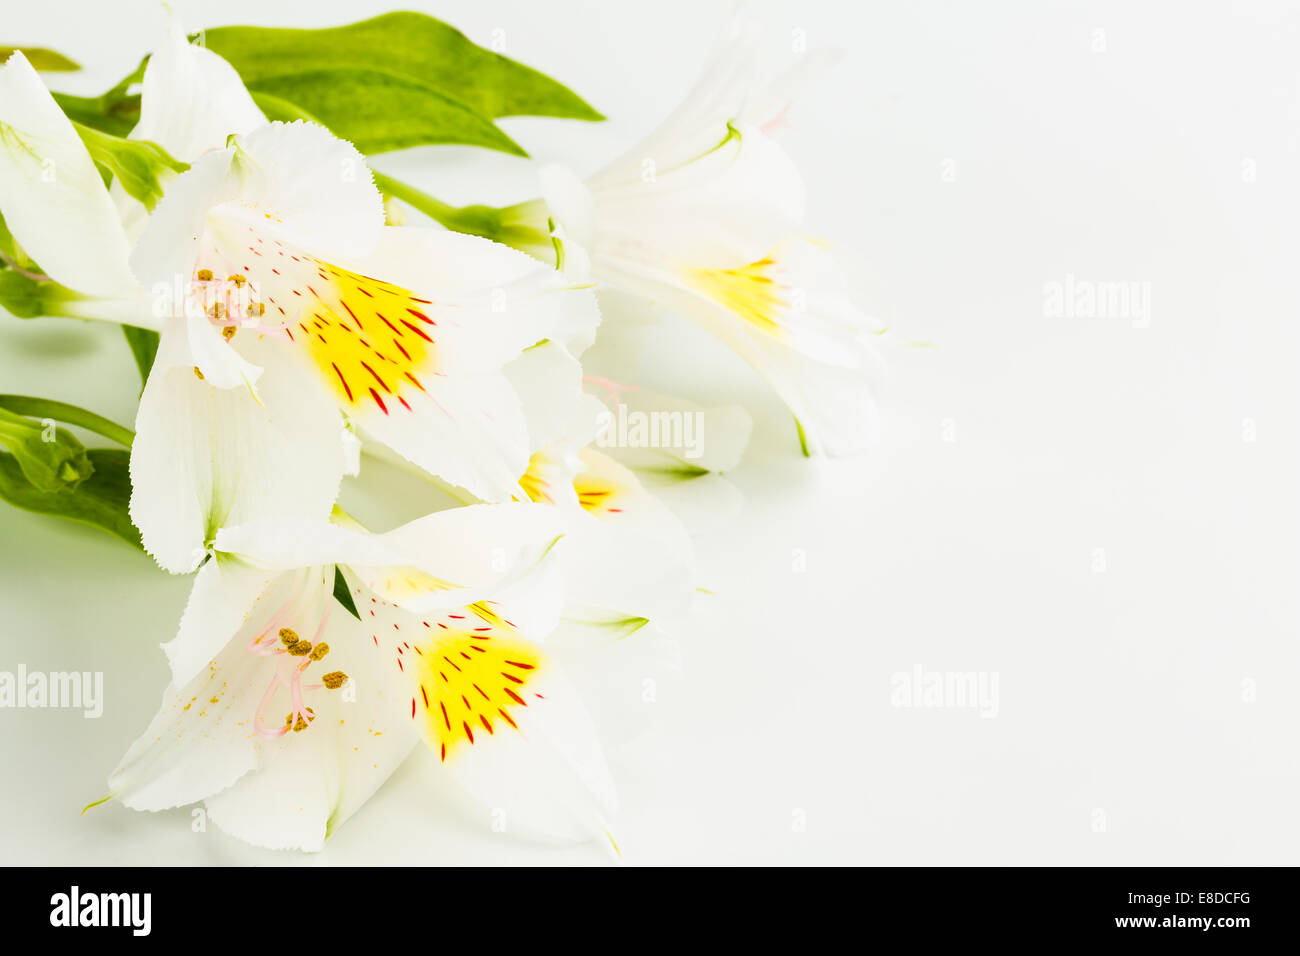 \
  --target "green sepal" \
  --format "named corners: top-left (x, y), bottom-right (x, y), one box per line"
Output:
top-left (0, 447), bottom-right (139, 547)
